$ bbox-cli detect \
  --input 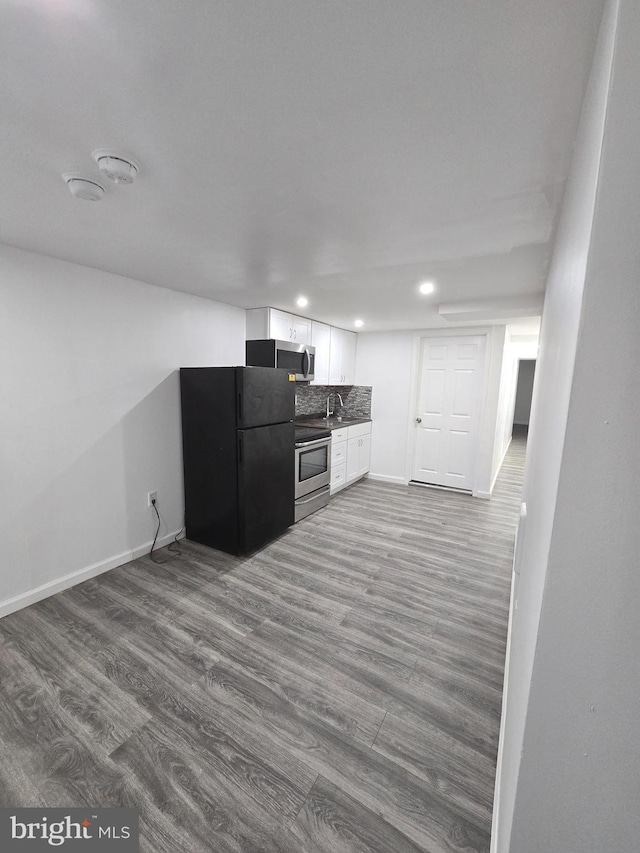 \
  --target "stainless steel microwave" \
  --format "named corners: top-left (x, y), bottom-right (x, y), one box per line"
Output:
top-left (245, 339), bottom-right (315, 382)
